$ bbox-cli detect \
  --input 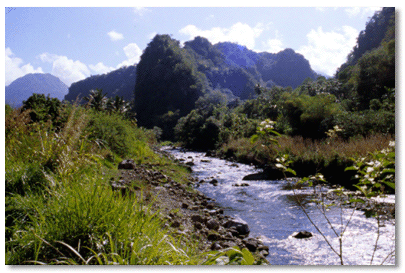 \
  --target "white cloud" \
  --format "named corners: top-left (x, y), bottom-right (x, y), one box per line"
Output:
top-left (39, 52), bottom-right (58, 63)
top-left (297, 26), bottom-right (359, 76)
top-left (345, 7), bottom-right (381, 18)
top-left (148, 32), bottom-right (157, 40)
top-left (269, 39), bottom-right (284, 53)
top-left (89, 62), bottom-right (115, 75)
top-left (116, 43), bottom-right (143, 68)
top-left (107, 30), bottom-right (124, 41)
top-left (133, 7), bottom-right (150, 16)
top-left (179, 22), bottom-right (262, 49)
top-left (5, 47), bottom-right (43, 85)
top-left (39, 52), bottom-right (90, 86)
top-left (316, 7), bottom-right (326, 12)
